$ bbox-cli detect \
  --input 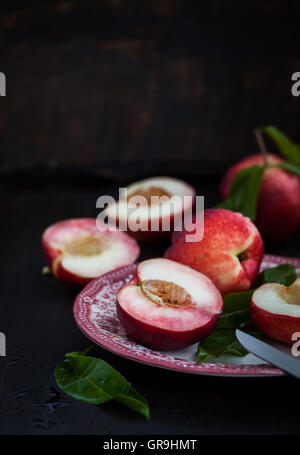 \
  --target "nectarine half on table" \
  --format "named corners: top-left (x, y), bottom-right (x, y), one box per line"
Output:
top-left (220, 153), bottom-right (300, 241)
top-left (42, 218), bottom-right (140, 286)
top-left (251, 278), bottom-right (300, 344)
